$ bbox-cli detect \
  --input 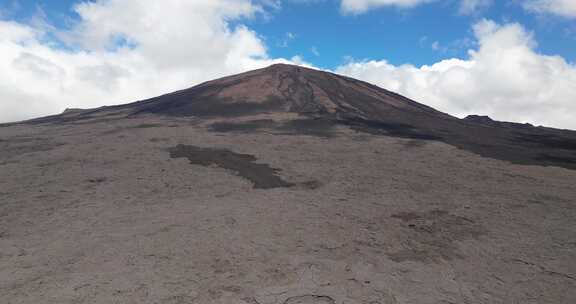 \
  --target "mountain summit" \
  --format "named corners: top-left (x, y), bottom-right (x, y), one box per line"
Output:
top-left (127, 63), bottom-right (447, 119)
